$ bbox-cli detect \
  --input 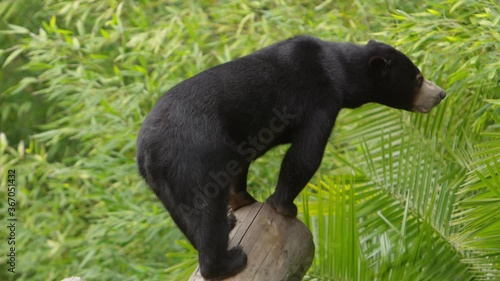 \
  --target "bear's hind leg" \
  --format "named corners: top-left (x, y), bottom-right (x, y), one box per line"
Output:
top-left (197, 199), bottom-right (247, 279)
top-left (152, 179), bottom-right (246, 279)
